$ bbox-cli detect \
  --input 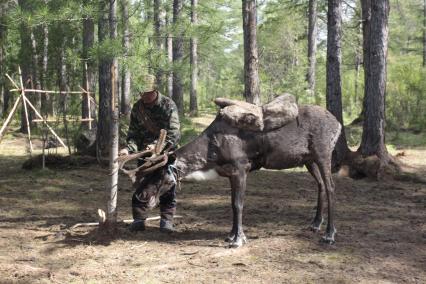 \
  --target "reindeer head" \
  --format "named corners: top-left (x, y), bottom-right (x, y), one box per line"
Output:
top-left (117, 130), bottom-right (178, 209)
